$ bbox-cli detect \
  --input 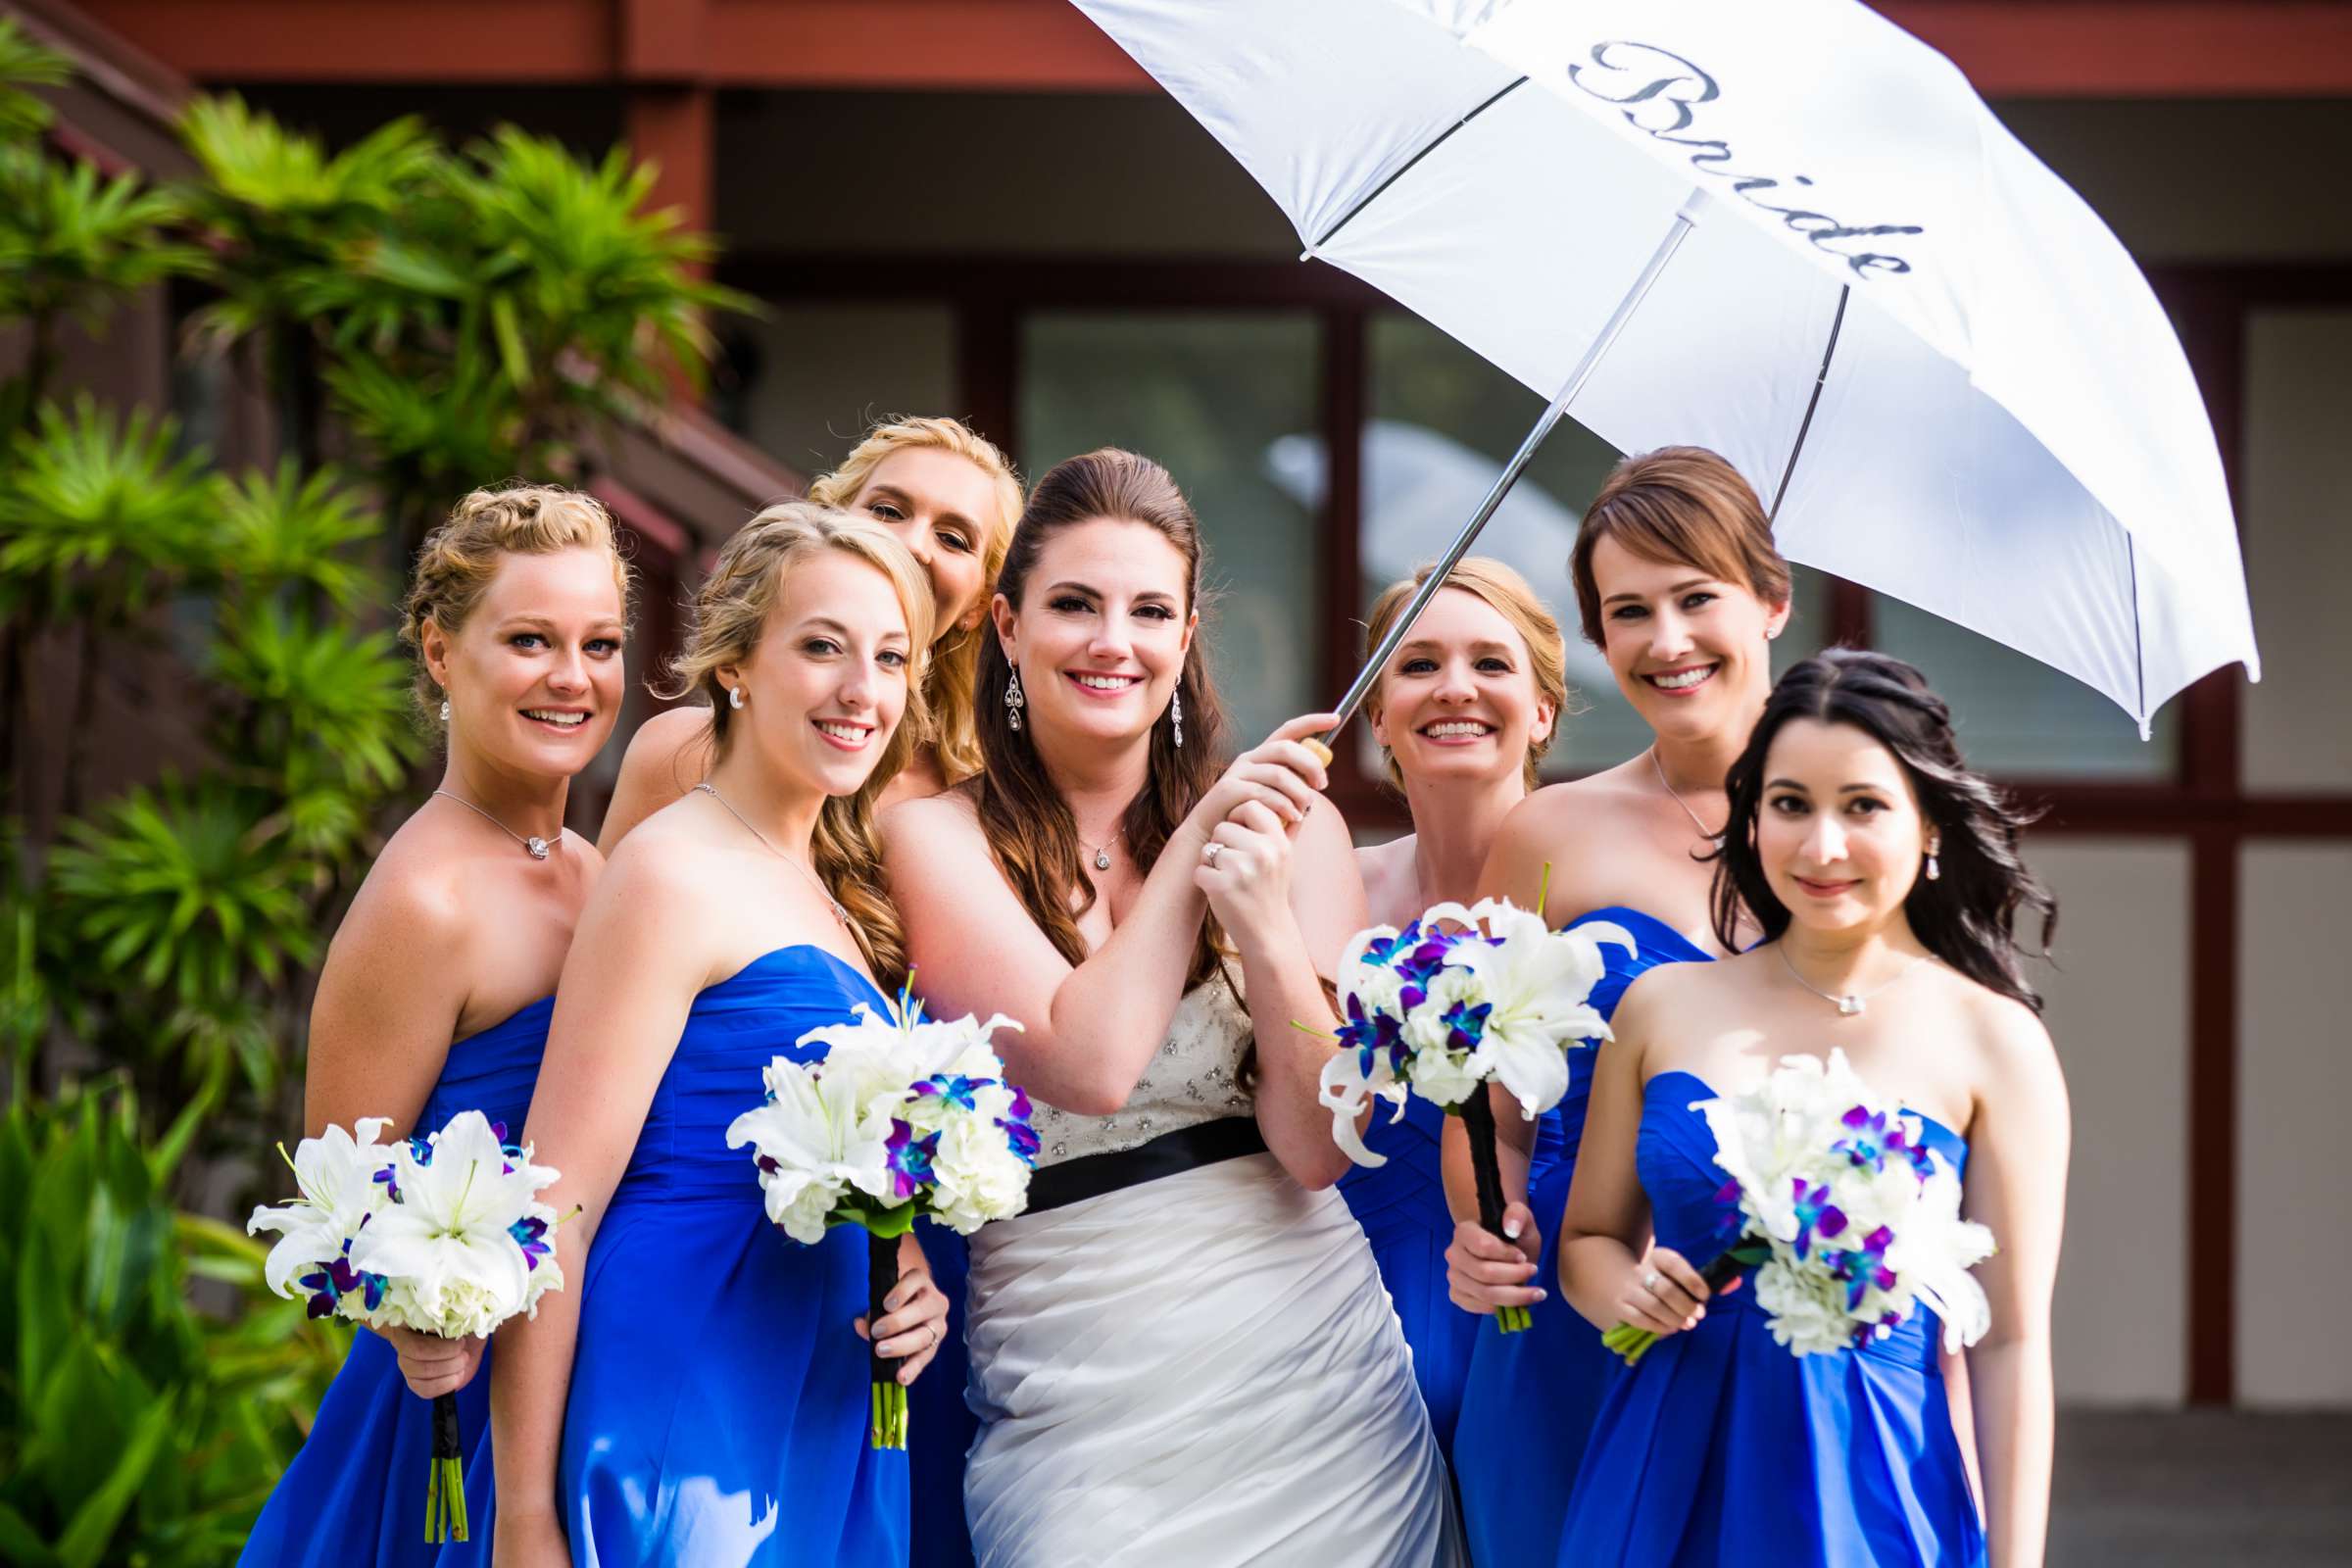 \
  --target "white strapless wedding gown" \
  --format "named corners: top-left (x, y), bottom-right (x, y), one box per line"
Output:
top-left (962, 980), bottom-right (1462, 1566)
